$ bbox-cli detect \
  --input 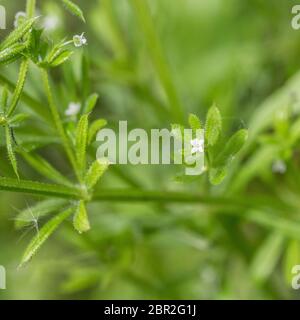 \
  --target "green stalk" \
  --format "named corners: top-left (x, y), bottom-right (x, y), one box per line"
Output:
top-left (7, 59), bottom-right (29, 117)
top-left (26, 0), bottom-right (36, 18)
top-left (130, 0), bottom-right (184, 123)
top-left (0, 177), bottom-right (79, 198)
top-left (40, 69), bottom-right (82, 182)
